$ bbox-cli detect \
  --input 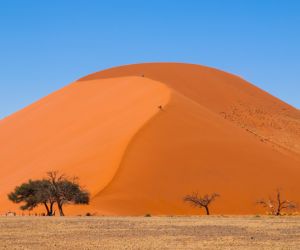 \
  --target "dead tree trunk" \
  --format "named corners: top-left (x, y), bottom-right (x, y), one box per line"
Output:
top-left (257, 189), bottom-right (297, 216)
top-left (204, 206), bottom-right (210, 215)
